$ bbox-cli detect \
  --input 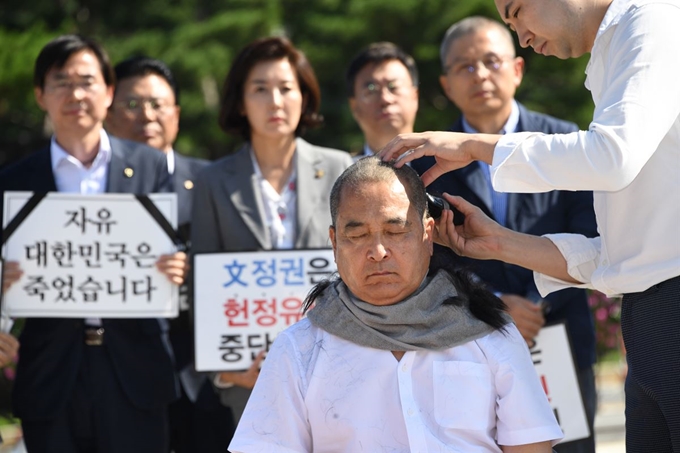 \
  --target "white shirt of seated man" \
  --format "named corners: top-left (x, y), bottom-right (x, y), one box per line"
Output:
top-left (229, 162), bottom-right (562, 453)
